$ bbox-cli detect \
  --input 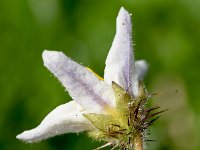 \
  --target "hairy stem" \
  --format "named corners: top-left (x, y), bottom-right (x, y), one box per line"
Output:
top-left (134, 131), bottom-right (143, 150)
